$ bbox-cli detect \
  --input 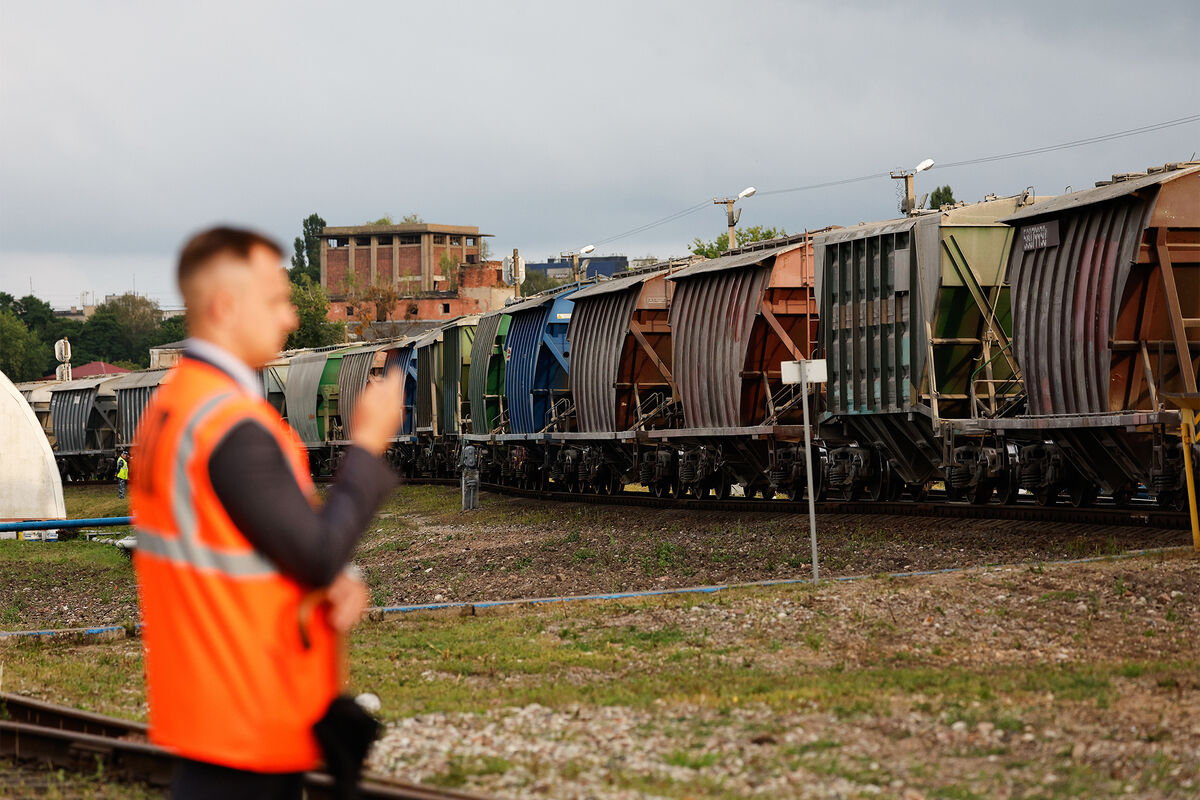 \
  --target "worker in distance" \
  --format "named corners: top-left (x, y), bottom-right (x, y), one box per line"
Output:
top-left (131, 227), bottom-right (404, 799)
